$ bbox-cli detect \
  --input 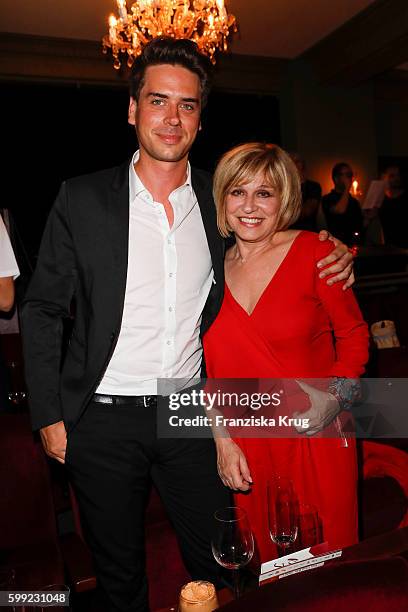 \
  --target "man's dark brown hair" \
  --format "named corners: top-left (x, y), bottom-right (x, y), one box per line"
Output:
top-left (129, 37), bottom-right (213, 108)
